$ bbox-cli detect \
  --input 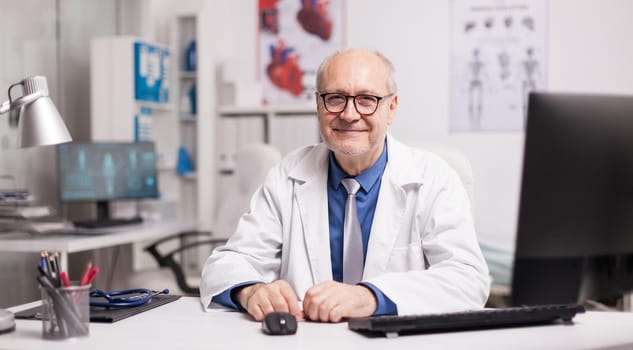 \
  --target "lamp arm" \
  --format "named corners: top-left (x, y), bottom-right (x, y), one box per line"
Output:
top-left (0, 100), bottom-right (9, 114)
top-left (0, 91), bottom-right (43, 115)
